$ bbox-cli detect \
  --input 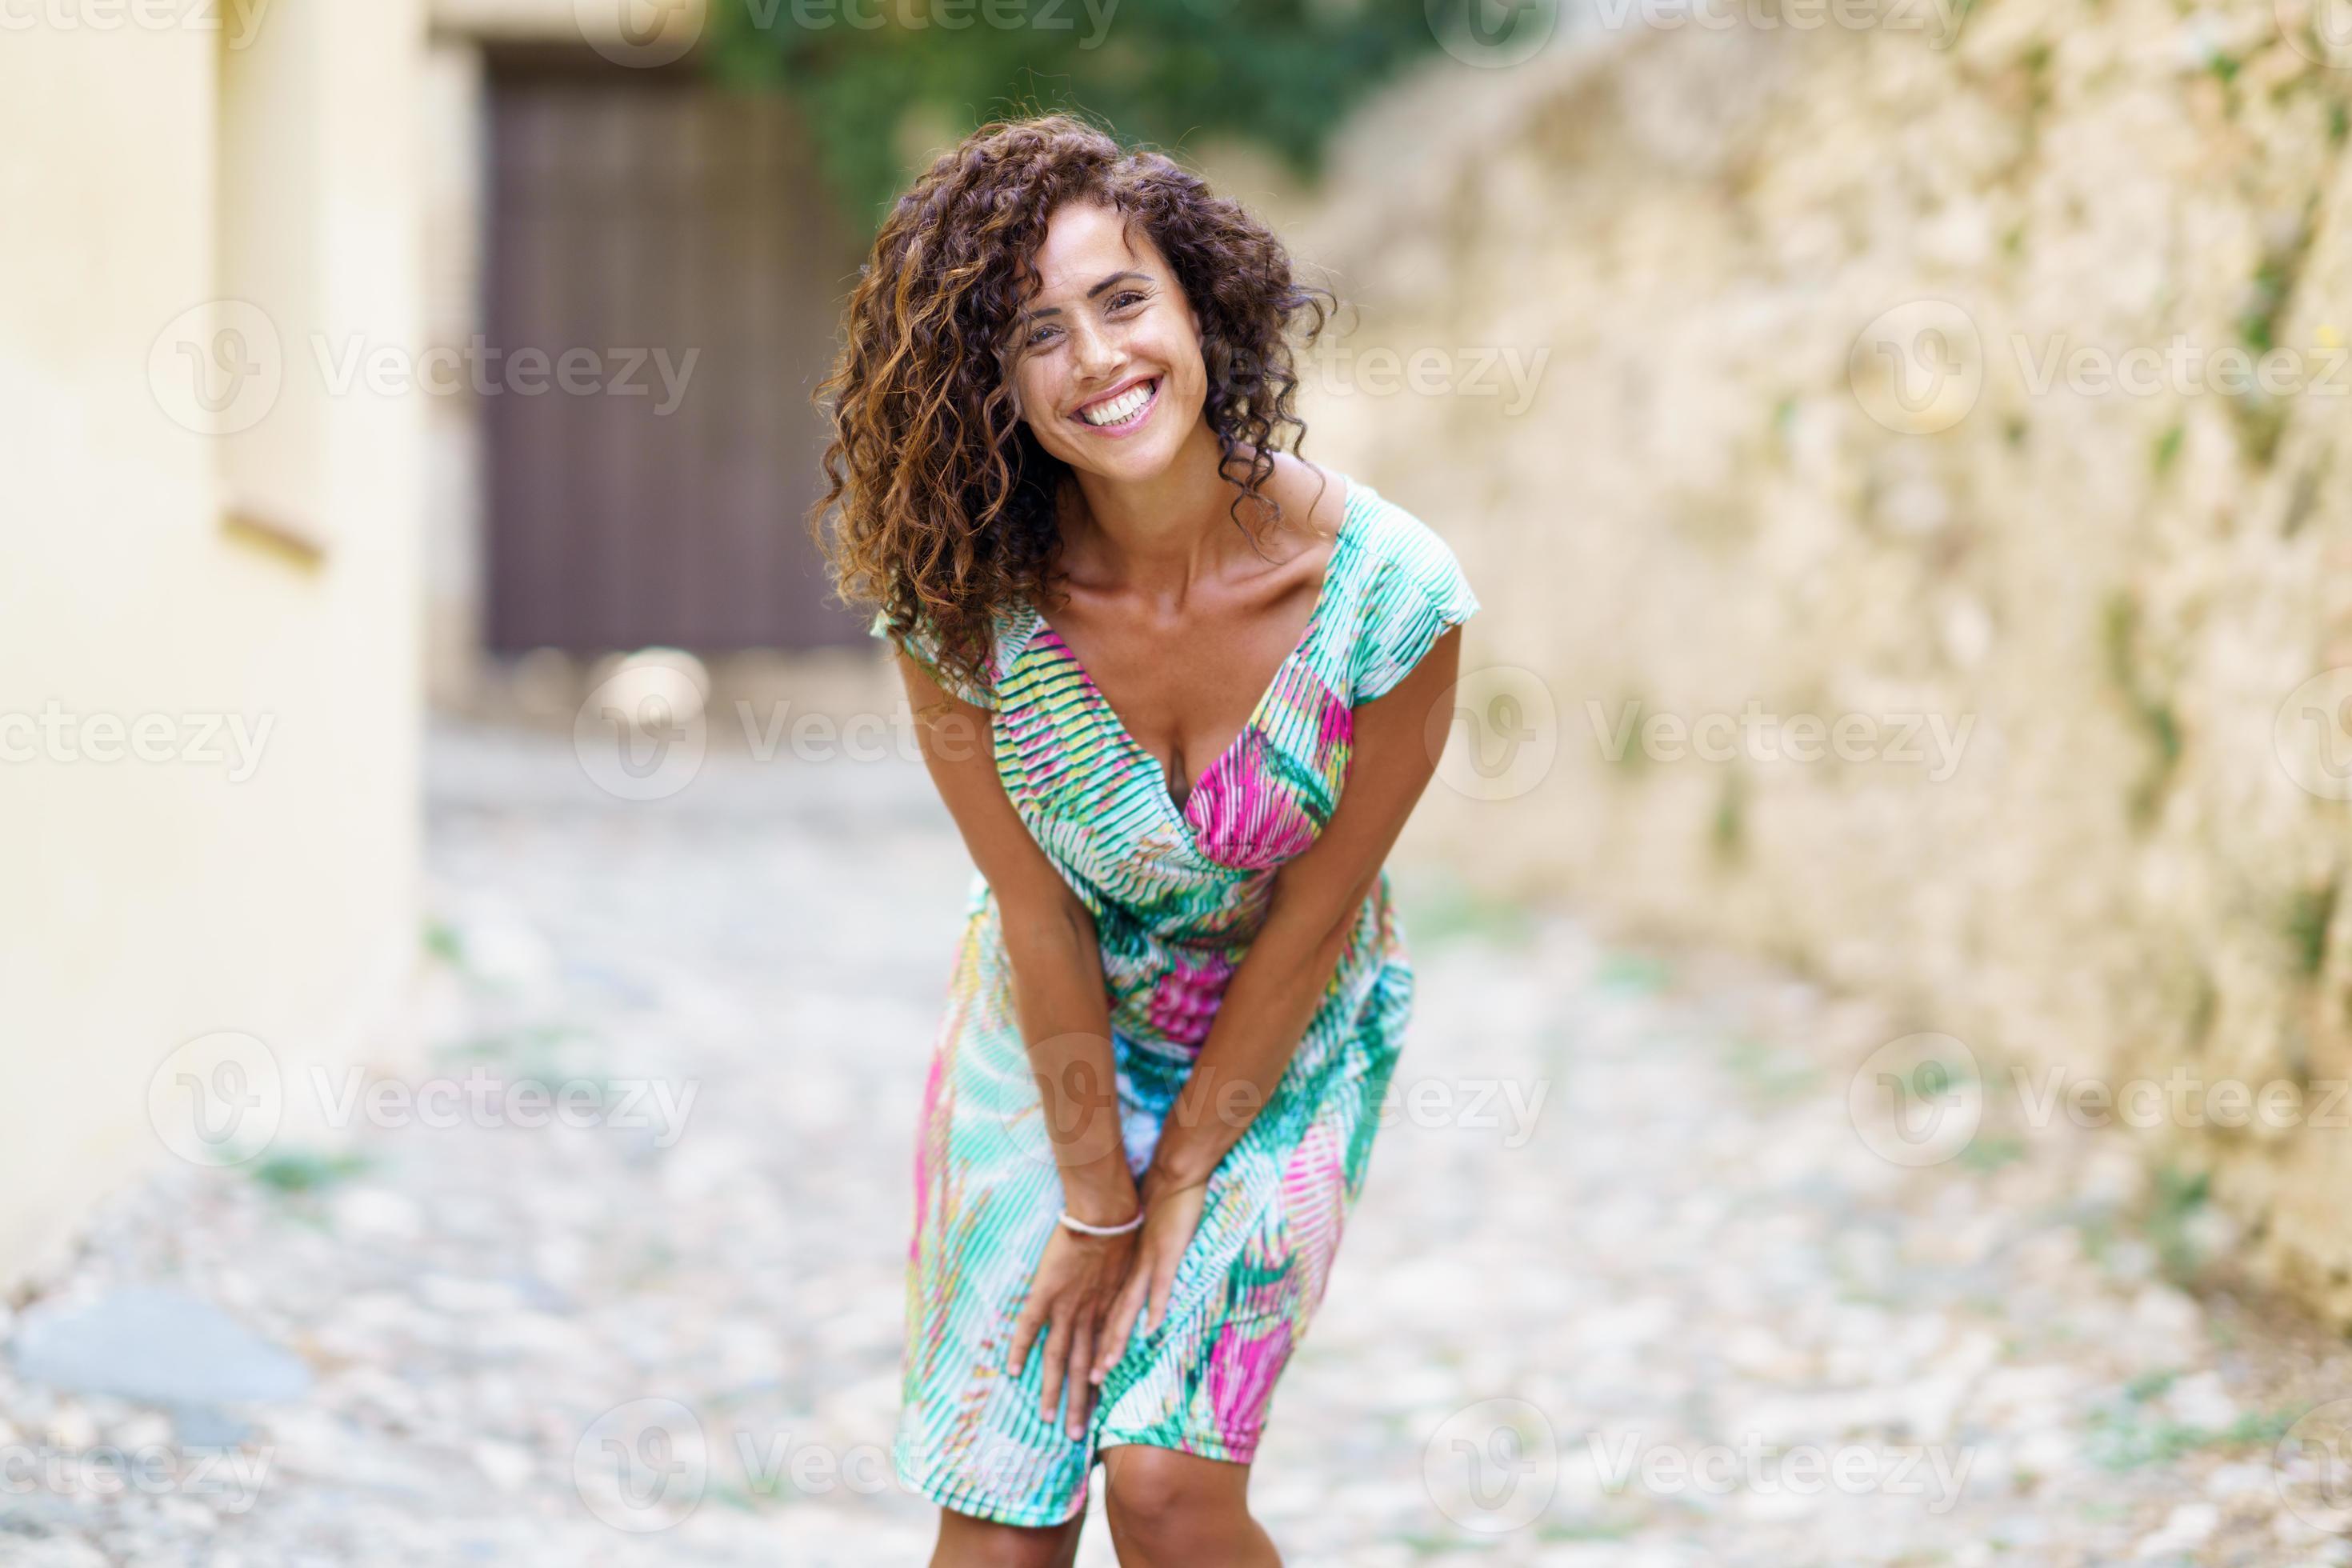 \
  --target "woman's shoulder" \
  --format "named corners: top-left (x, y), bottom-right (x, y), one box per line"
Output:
top-left (1338, 478), bottom-right (1477, 611)
top-left (867, 594), bottom-right (1034, 711)
top-left (1331, 477), bottom-right (1482, 704)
